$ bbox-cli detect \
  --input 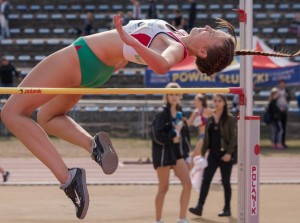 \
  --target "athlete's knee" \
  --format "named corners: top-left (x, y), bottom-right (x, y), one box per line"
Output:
top-left (36, 110), bottom-right (50, 129)
top-left (1, 106), bottom-right (10, 125)
top-left (1, 106), bottom-right (19, 129)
